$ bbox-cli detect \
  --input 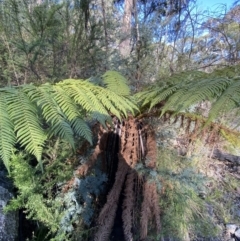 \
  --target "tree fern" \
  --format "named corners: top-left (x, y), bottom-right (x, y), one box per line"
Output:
top-left (0, 71), bottom-right (137, 172)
